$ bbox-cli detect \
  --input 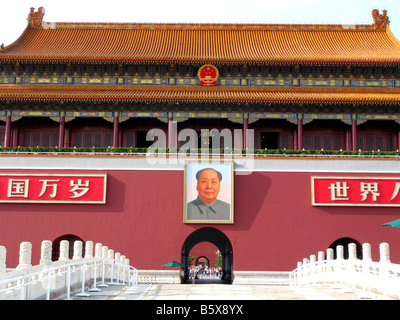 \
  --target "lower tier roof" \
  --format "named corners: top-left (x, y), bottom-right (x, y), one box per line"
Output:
top-left (0, 84), bottom-right (399, 105)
